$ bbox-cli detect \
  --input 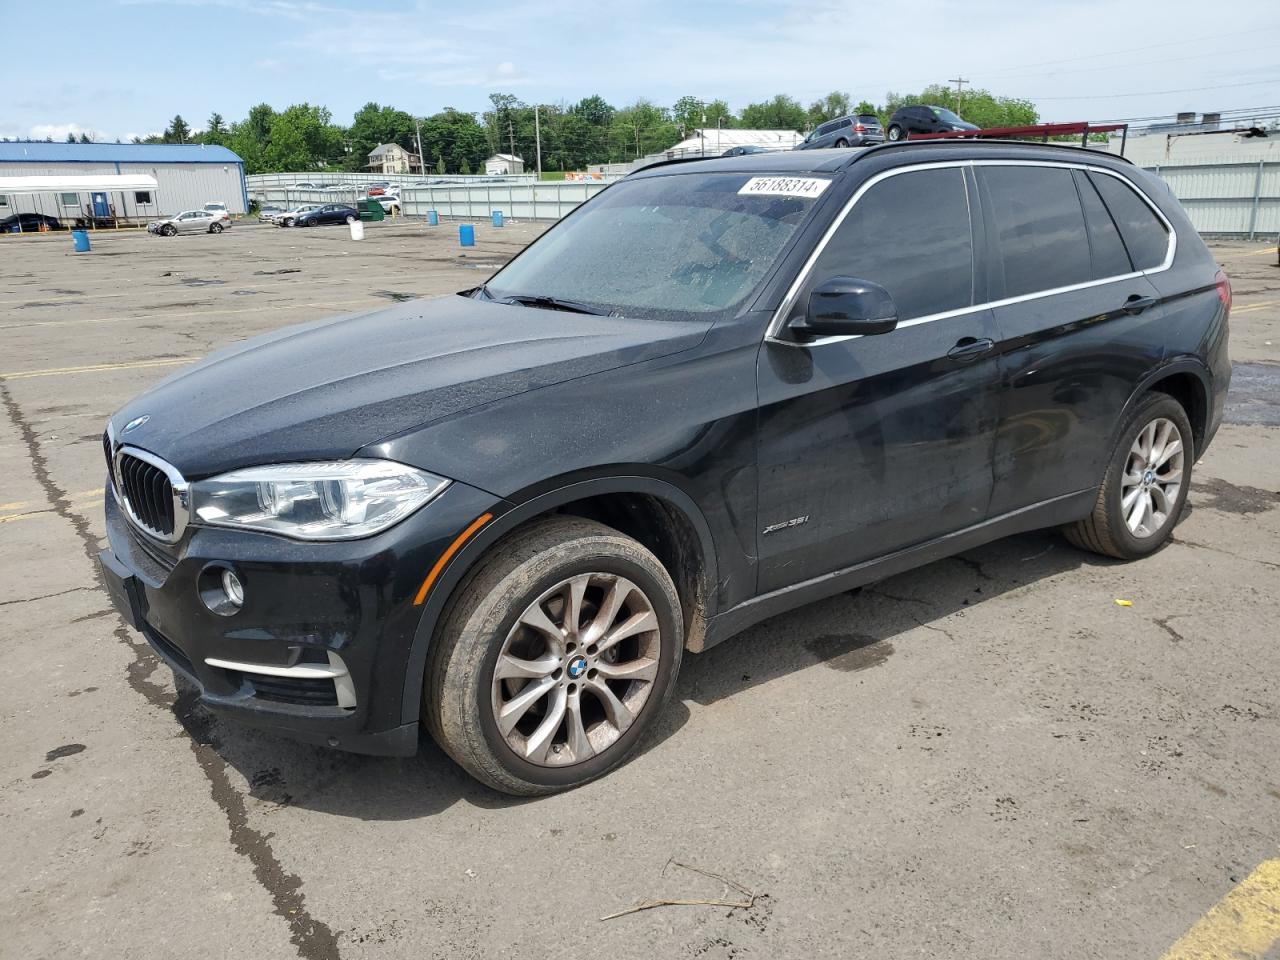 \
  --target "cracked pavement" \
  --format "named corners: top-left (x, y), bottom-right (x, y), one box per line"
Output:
top-left (1, 226), bottom-right (1277, 959)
